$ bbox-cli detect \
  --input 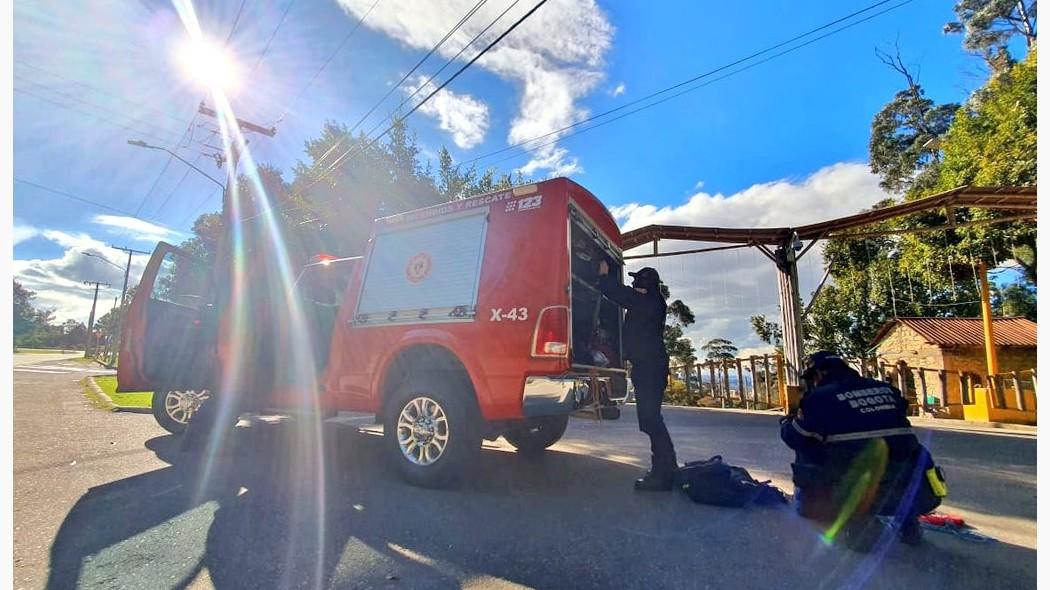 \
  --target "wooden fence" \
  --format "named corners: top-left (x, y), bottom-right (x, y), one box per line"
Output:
top-left (873, 360), bottom-right (1037, 416)
top-left (671, 355), bottom-right (785, 410)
